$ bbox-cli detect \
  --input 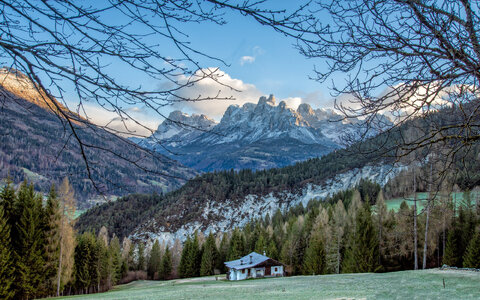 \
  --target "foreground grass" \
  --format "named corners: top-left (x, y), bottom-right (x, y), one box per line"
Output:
top-left (54, 269), bottom-right (480, 300)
